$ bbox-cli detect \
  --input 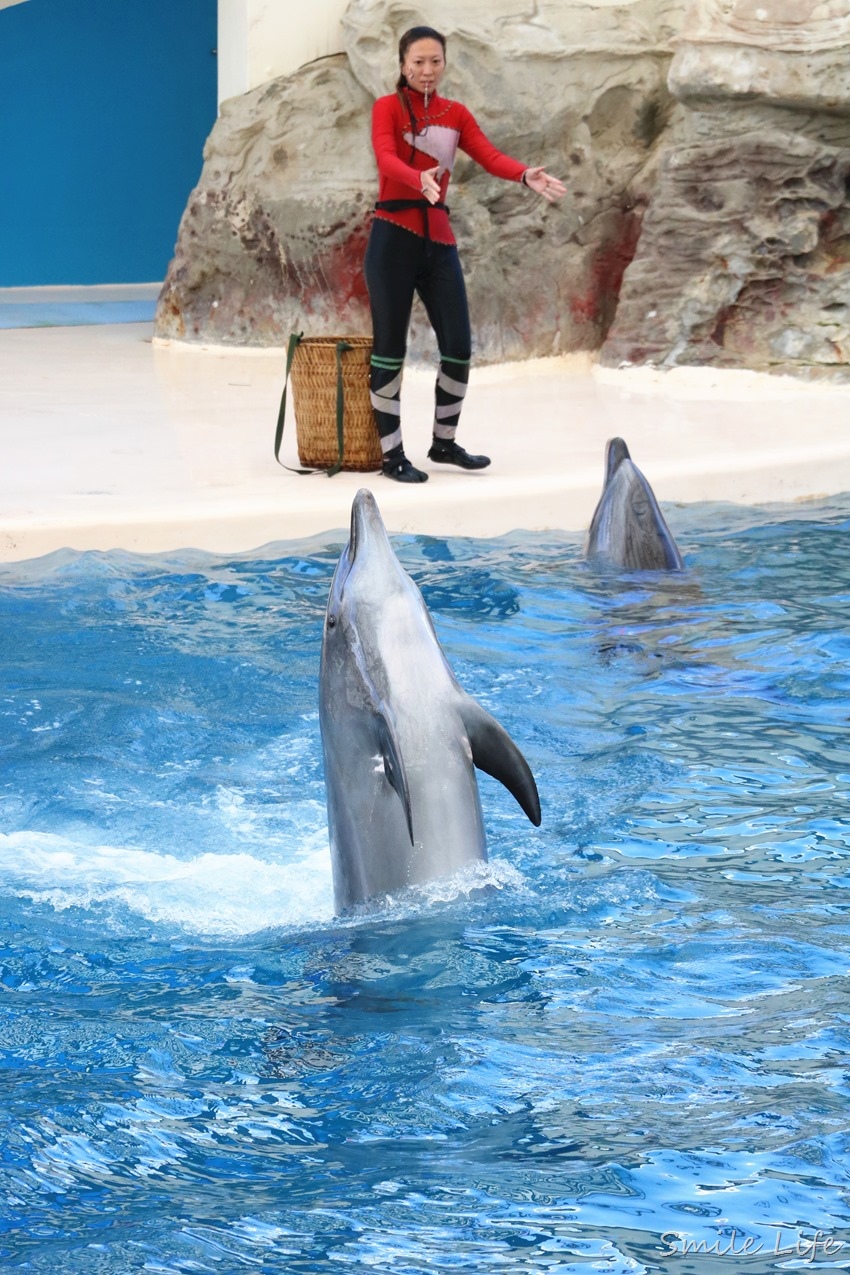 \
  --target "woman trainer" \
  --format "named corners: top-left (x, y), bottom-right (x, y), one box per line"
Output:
top-left (365, 24), bottom-right (566, 483)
